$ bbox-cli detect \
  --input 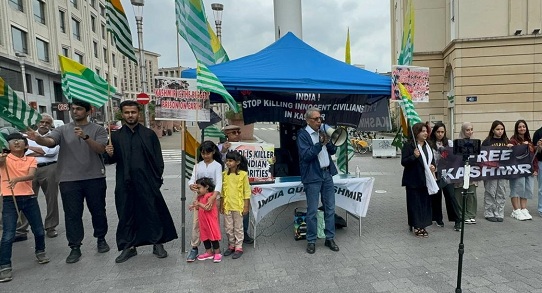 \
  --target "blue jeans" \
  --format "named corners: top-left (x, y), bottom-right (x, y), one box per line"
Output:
top-left (303, 170), bottom-right (335, 243)
top-left (59, 178), bottom-right (108, 248)
top-left (538, 163), bottom-right (542, 213)
top-left (0, 196), bottom-right (45, 266)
